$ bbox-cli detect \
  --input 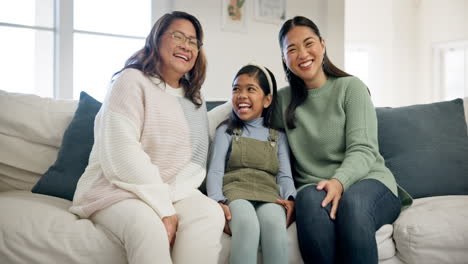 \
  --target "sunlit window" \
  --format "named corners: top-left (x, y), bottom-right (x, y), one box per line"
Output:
top-left (0, 0), bottom-right (152, 101)
top-left (73, 0), bottom-right (150, 101)
top-left (0, 0), bottom-right (54, 97)
top-left (442, 47), bottom-right (466, 101)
